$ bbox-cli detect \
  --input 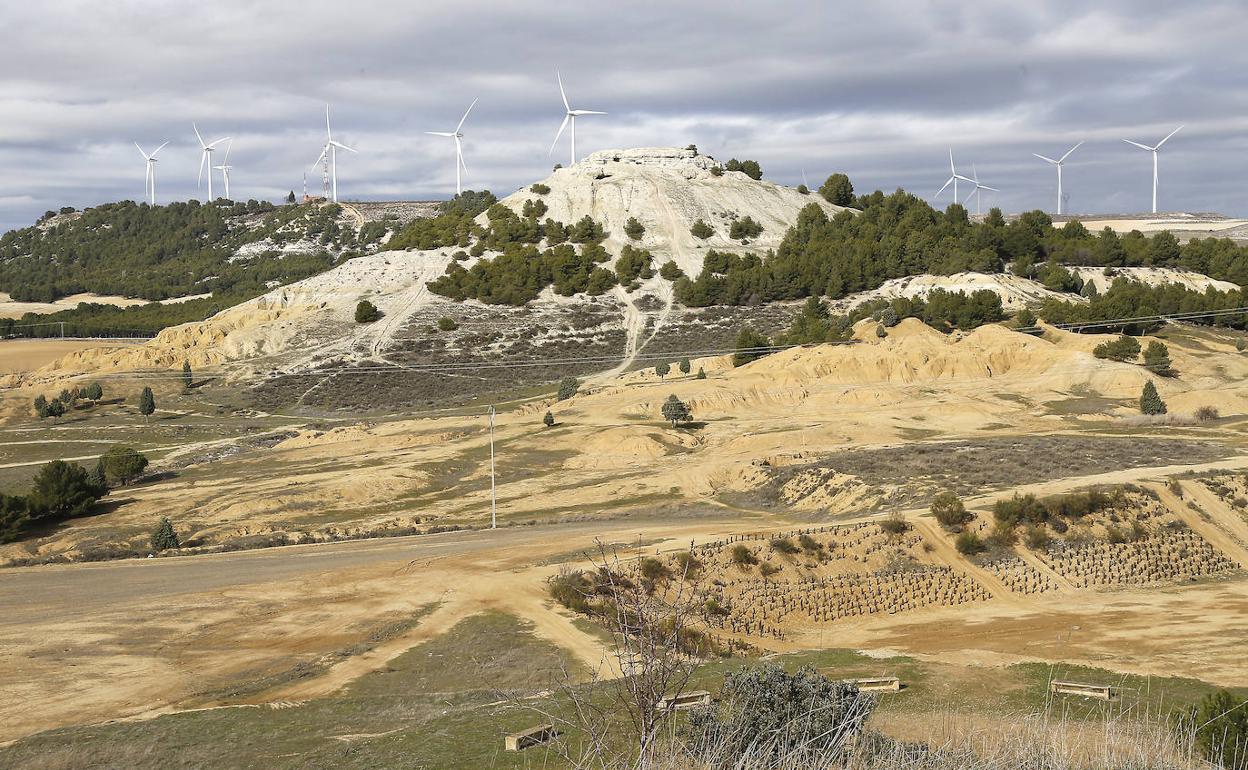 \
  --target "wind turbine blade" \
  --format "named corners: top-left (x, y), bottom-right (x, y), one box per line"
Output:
top-left (963, 188), bottom-right (976, 205)
top-left (311, 145), bottom-right (328, 170)
top-left (193, 123), bottom-right (206, 148)
top-left (135, 142), bottom-right (149, 160)
top-left (222, 140), bottom-right (232, 164)
top-left (330, 140), bottom-right (357, 153)
top-left (948, 148), bottom-right (956, 174)
top-left (455, 136), bottom-right (467, 173)
top-left (426, 131), bottom-right (455, 137)
top-left (980, 184), bottom-right (1000, 192)
top-left (198, 152), bottom-right (206, 187)
top-left (1156, 125), bottom-right (1183, 149)
top-left (954, 173), bottom-right (976, 183)
top-left (1058, 141), bottom-right (1084, 163)
top-left (549, 114), bottom-right (570, 155)
top-left (579, 110), bottom-right (606, 115)
top-left (1122, 139), bottom-right (1153, 151)
top-left (207, 137), bottom-right (231, 149)
top-left (456, 98), bottom-right (478, 133)
top-left (152, 141), bottom-right (169, 157)
top-left (935, 176), bottom-right (953, 197)
top-left (557, 71), bottom-right (570, 112)
top-left (325, 104), bottom-right (332, 137)
top-left (971, 163), bottom-right (979, 184)
top-left (1033, 153), bottom-right (1059, 164)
